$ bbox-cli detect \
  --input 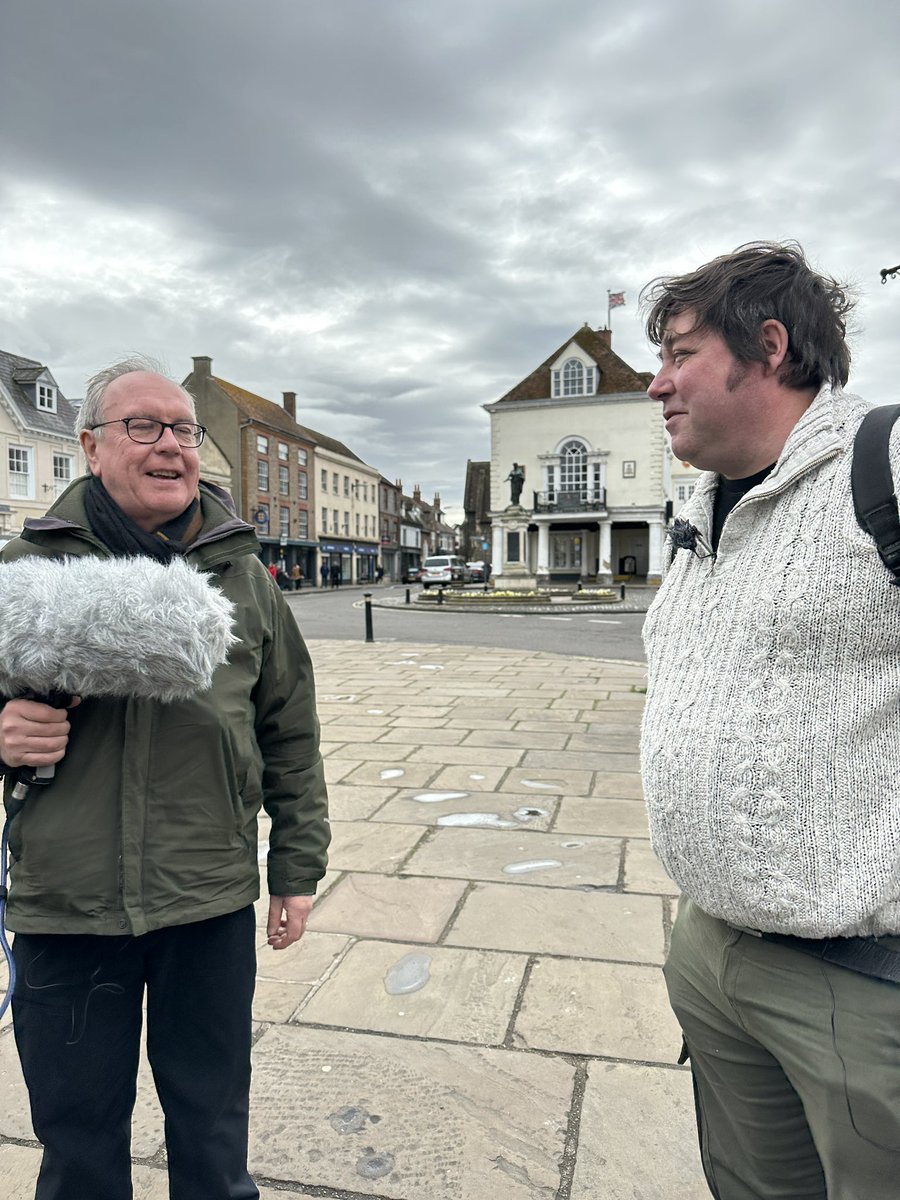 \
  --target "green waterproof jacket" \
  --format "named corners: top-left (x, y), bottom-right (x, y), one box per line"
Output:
top-left (0, 477), bottom-right (329, 936)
